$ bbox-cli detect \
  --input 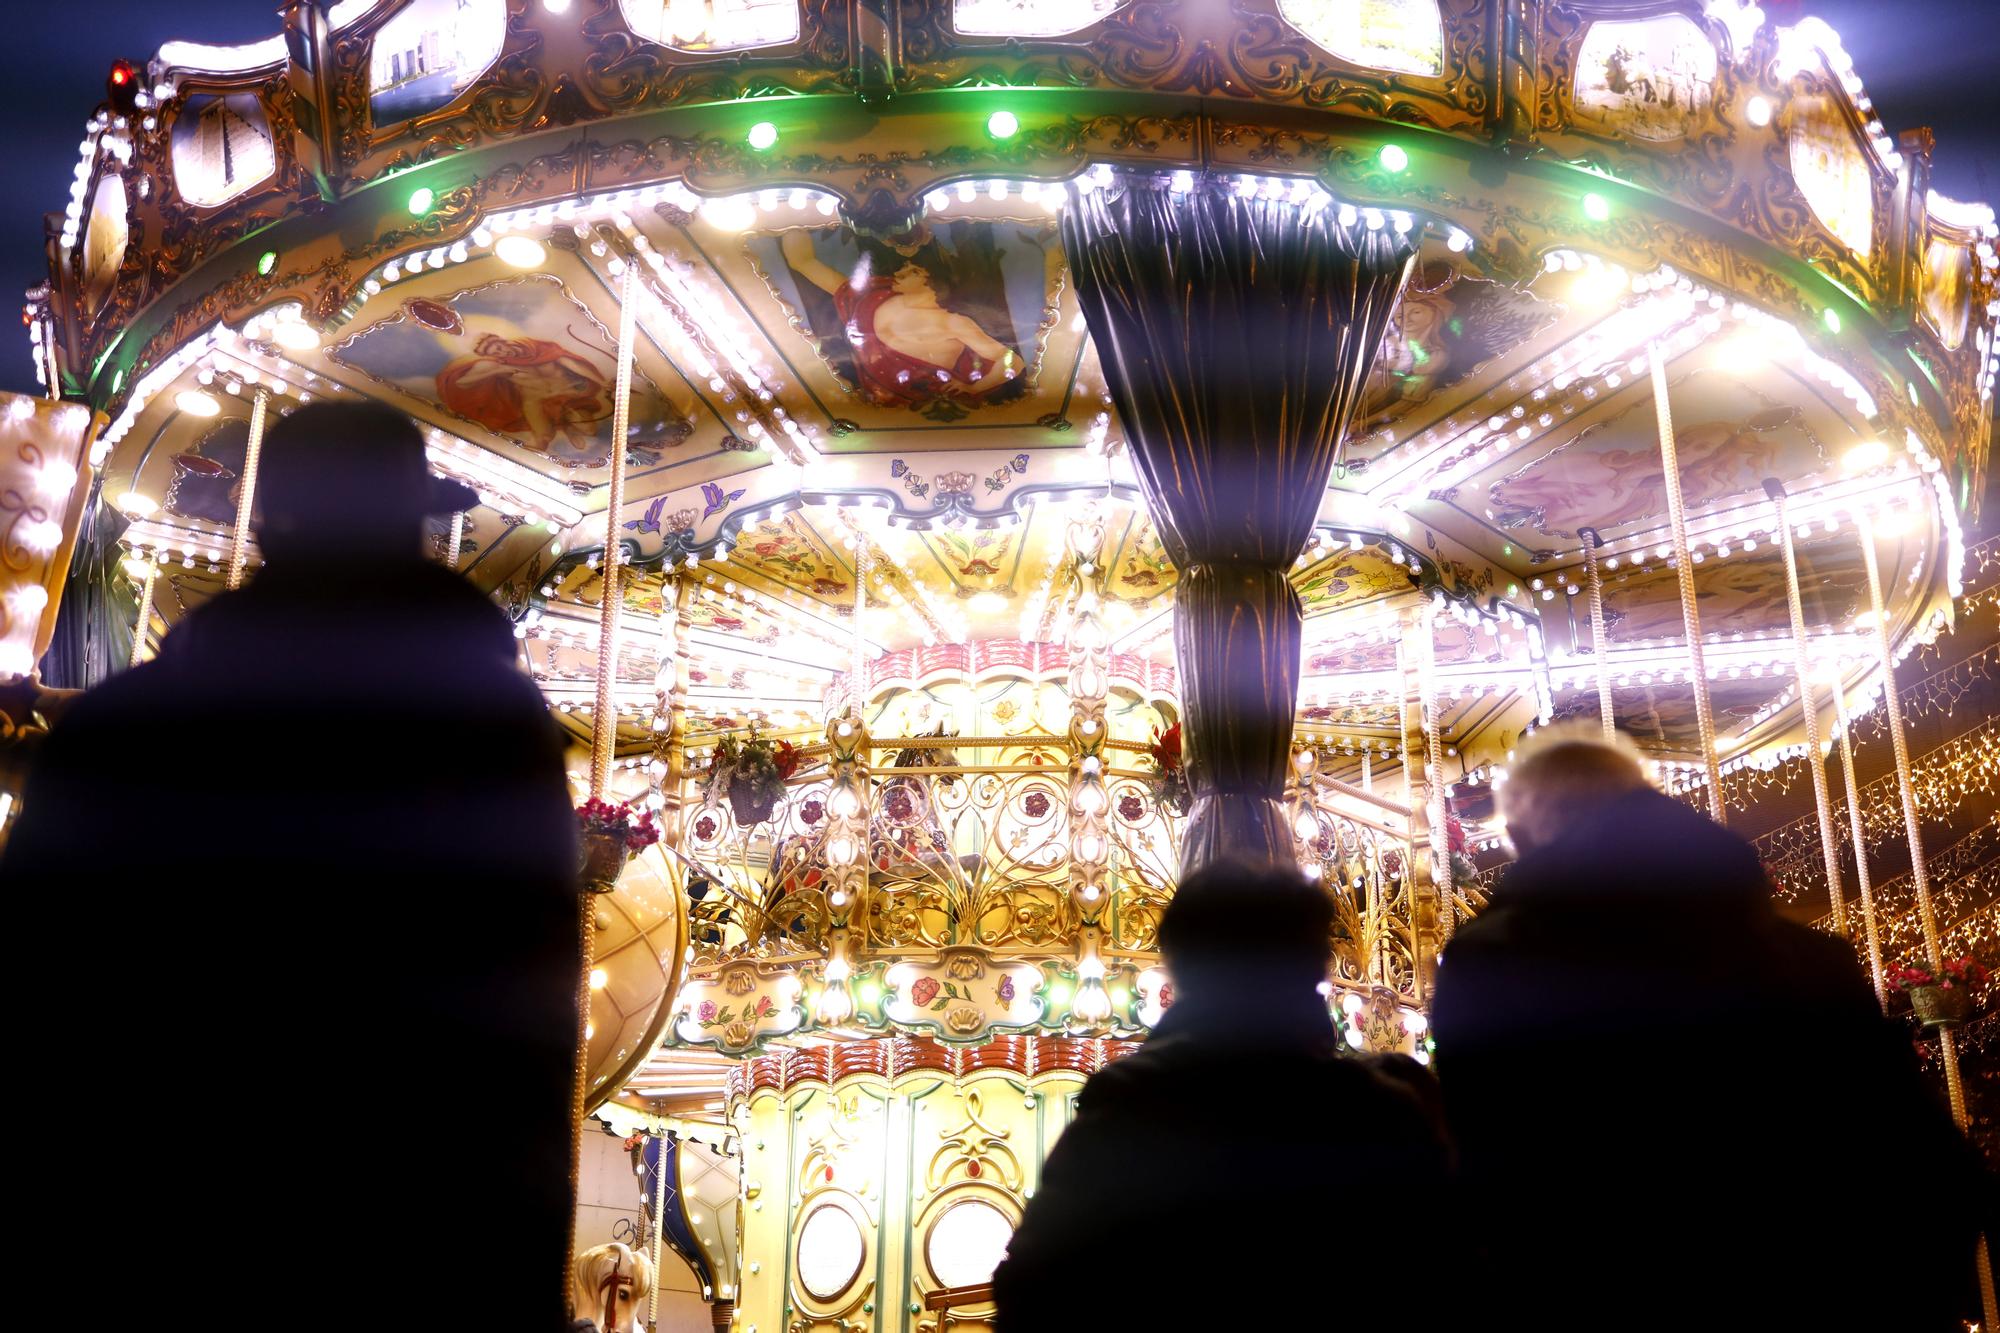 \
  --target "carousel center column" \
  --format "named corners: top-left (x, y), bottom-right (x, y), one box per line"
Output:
top-left (1060, 172), bottom-right (1415, 872)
